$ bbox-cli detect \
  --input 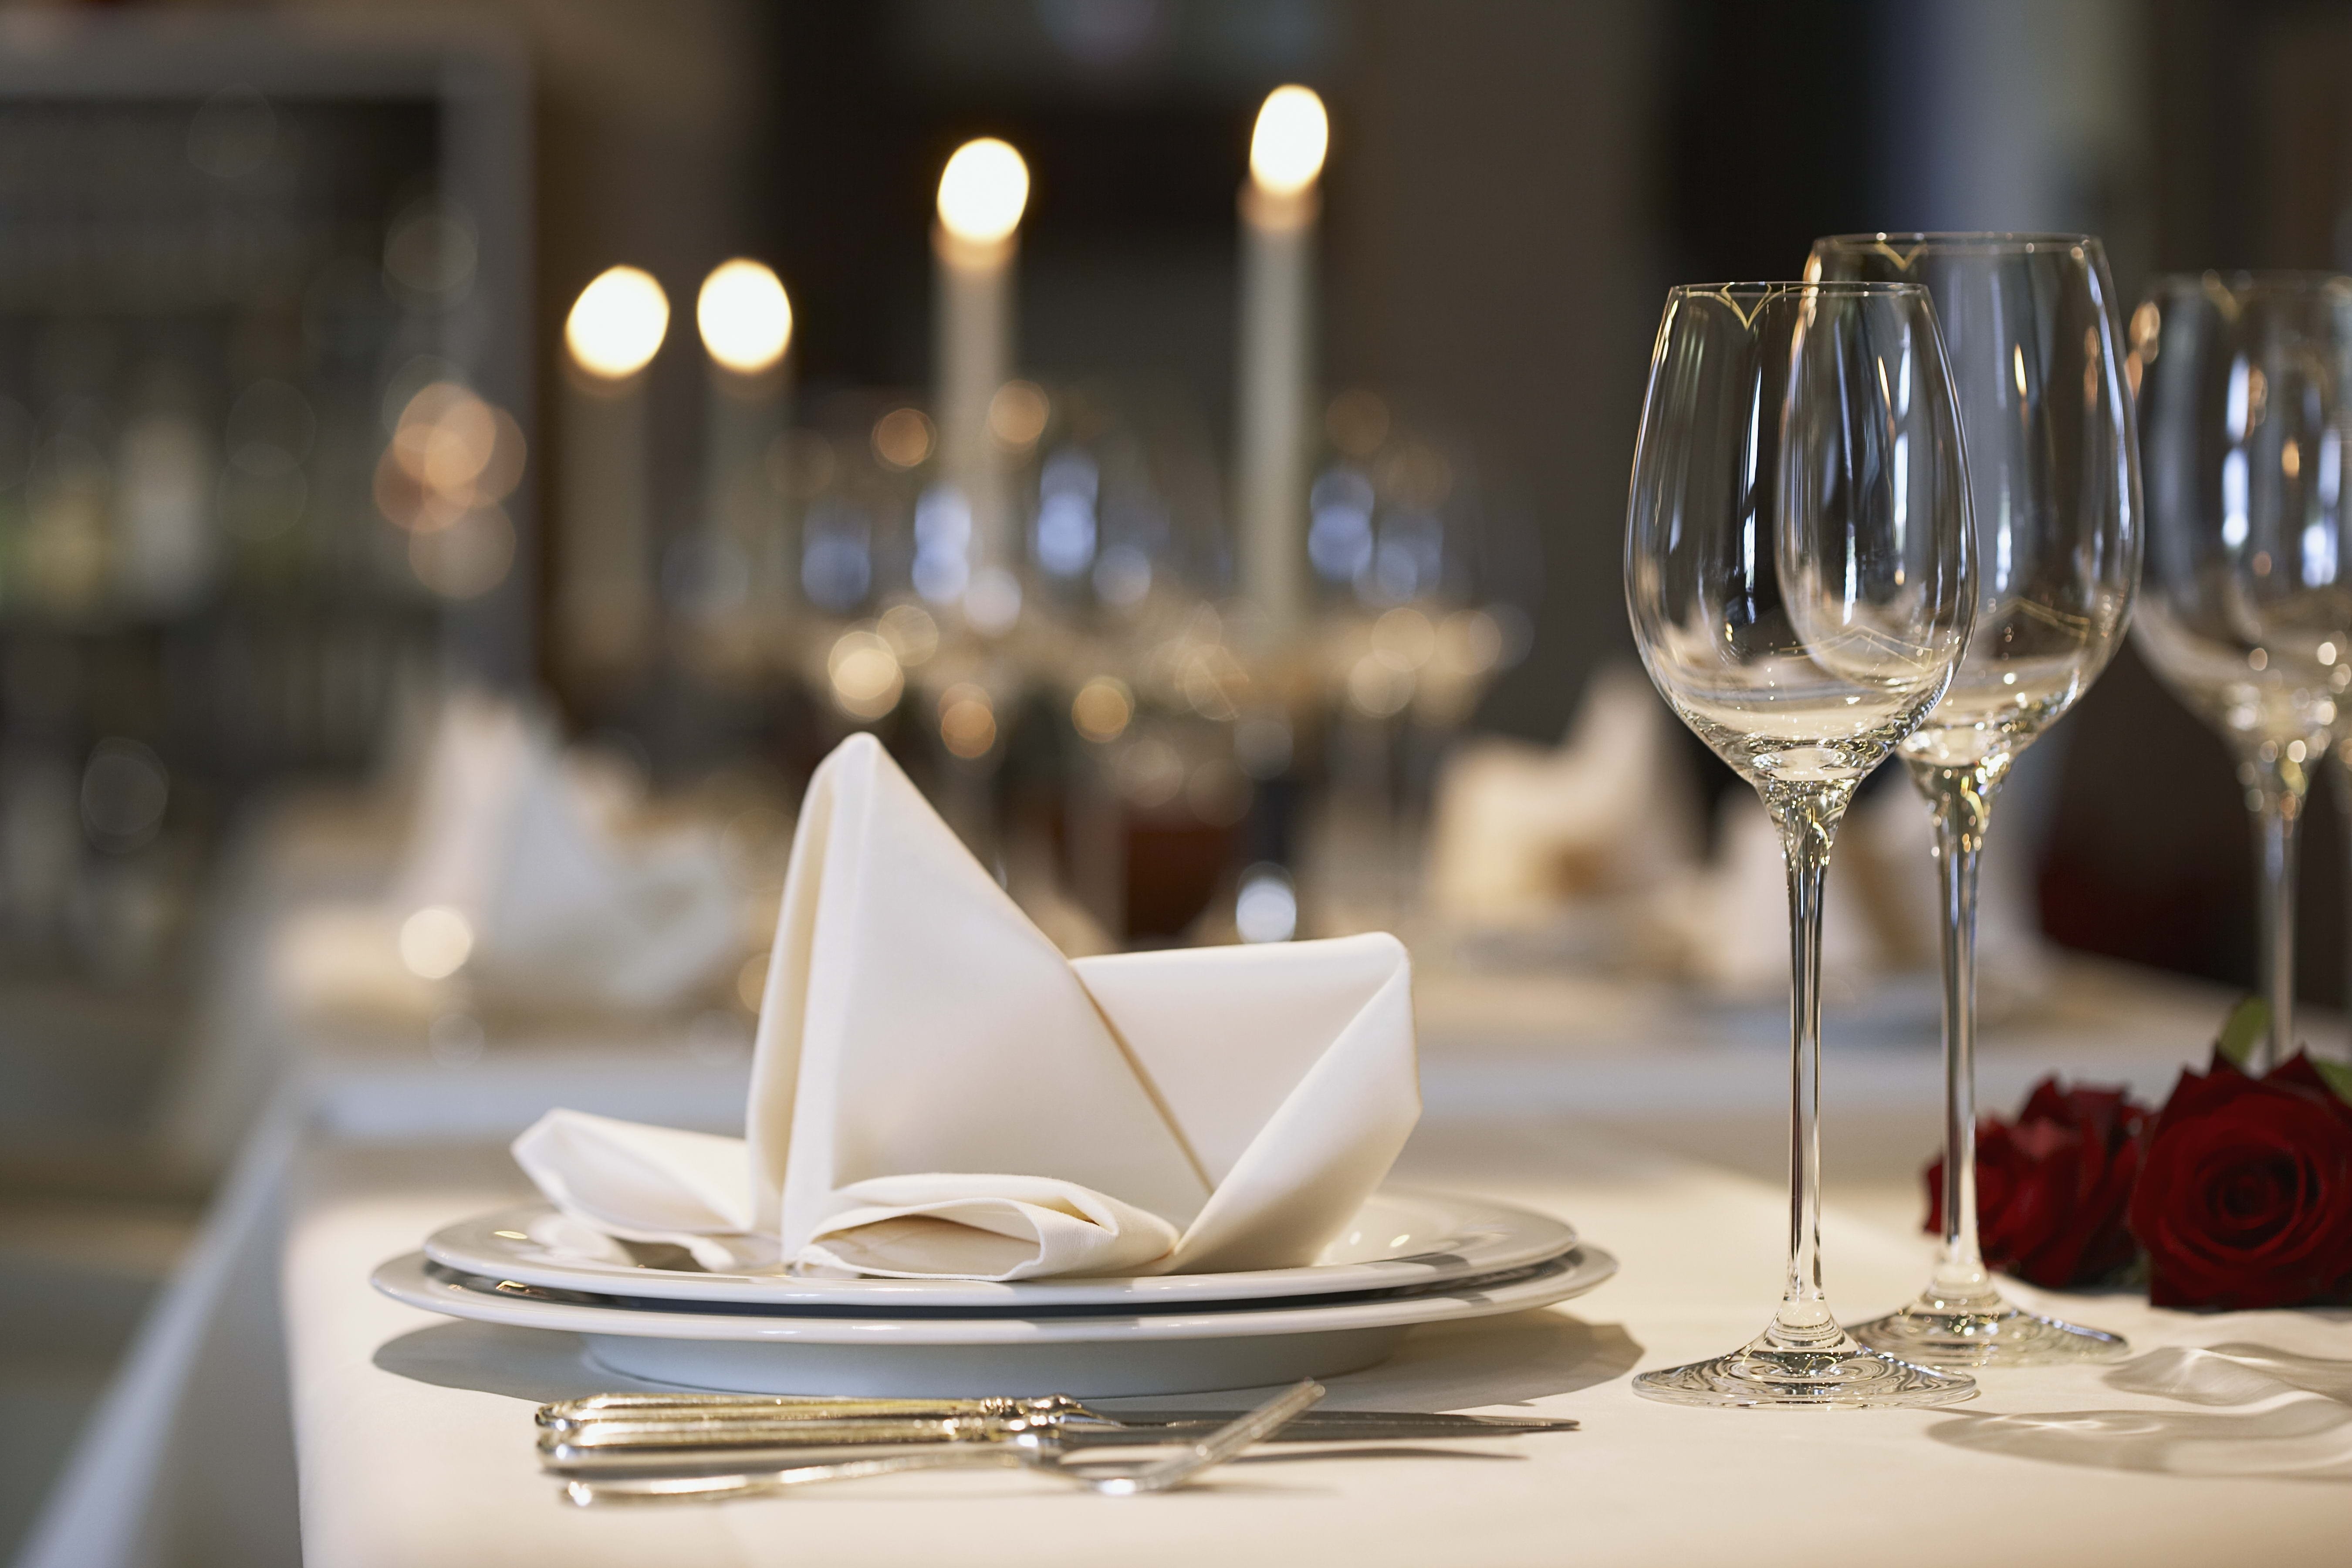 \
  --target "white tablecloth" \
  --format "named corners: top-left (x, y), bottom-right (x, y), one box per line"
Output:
top-left (17, 801), bottom-right (2342, 1568)
top-left (260, 1118), bottom-right (2351, 1568)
